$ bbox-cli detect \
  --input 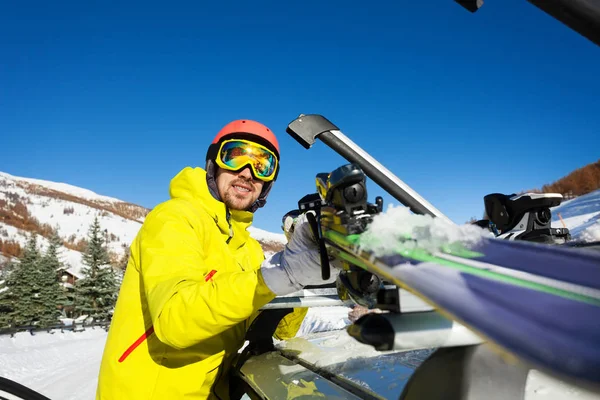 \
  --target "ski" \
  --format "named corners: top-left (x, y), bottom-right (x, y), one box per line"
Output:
top-left (283, 115), bottom-right (600, 387)
top-left (323, 223), bottom-right (600, 383)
